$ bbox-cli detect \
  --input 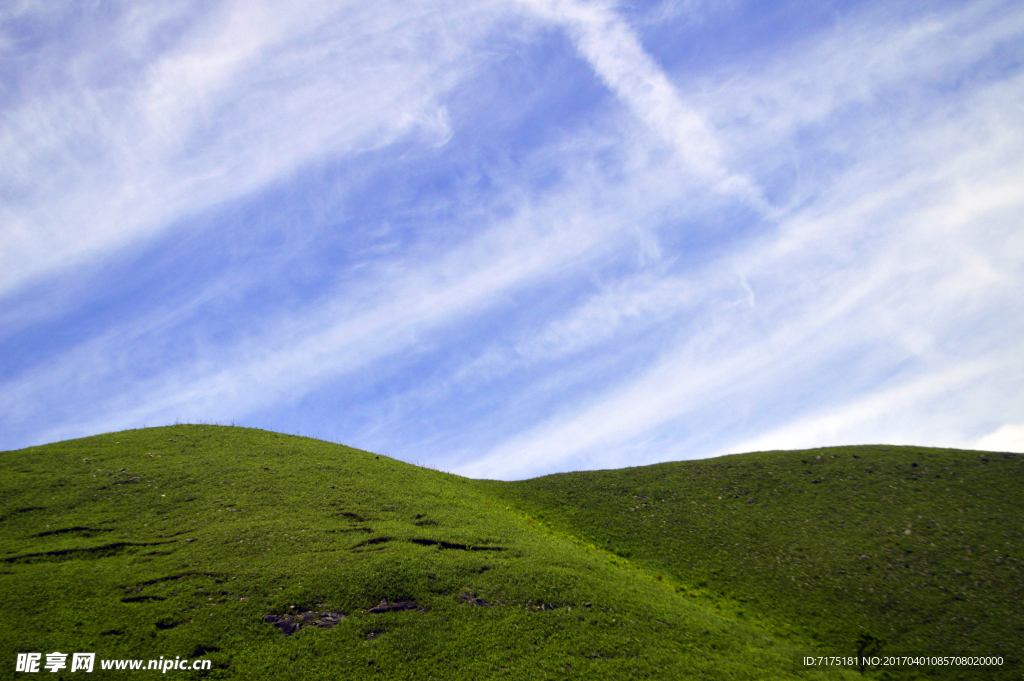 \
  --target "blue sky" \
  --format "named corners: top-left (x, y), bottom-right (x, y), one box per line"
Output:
top-left (2, 0), bottom-right (1023, 479)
